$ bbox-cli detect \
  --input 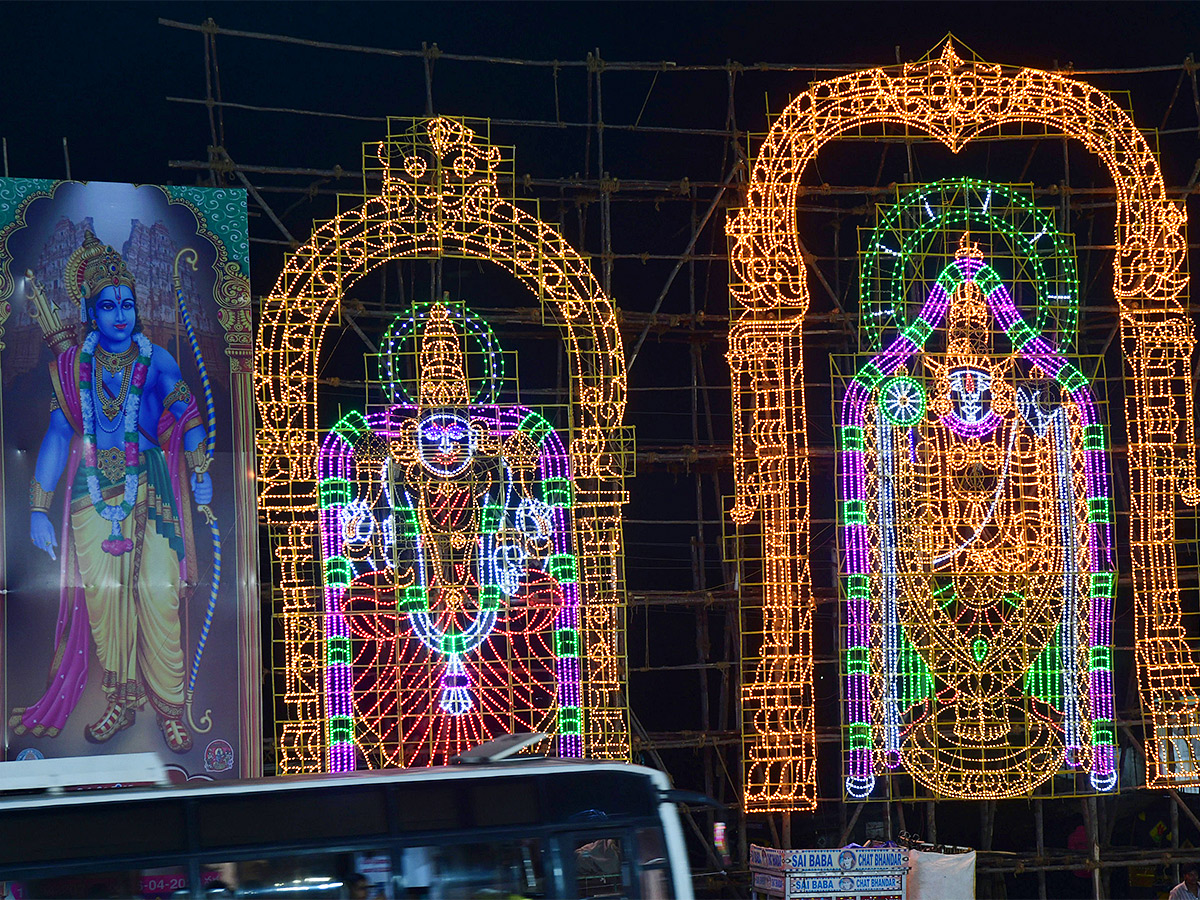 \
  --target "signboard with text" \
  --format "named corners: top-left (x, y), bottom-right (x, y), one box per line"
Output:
top-left (749, 844), bottom-right (908, 900)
